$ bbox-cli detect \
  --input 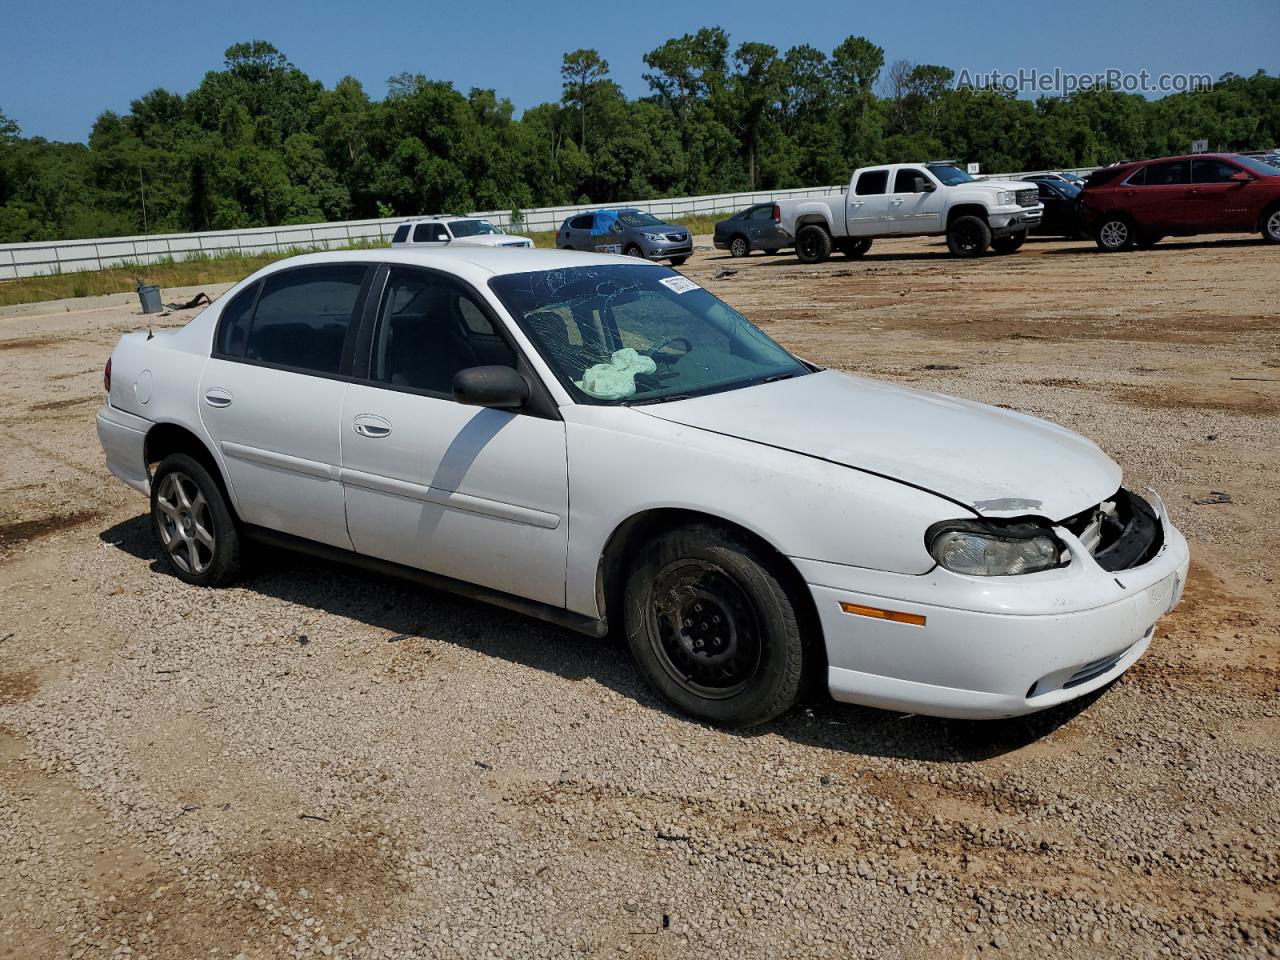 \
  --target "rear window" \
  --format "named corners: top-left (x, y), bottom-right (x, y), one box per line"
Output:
top-left (855, 170), bottom-right (889, 195)
top-left (244, 265), bottom-right (368, 375)
top-left (1142, 160), bottom-right (1189, 186)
